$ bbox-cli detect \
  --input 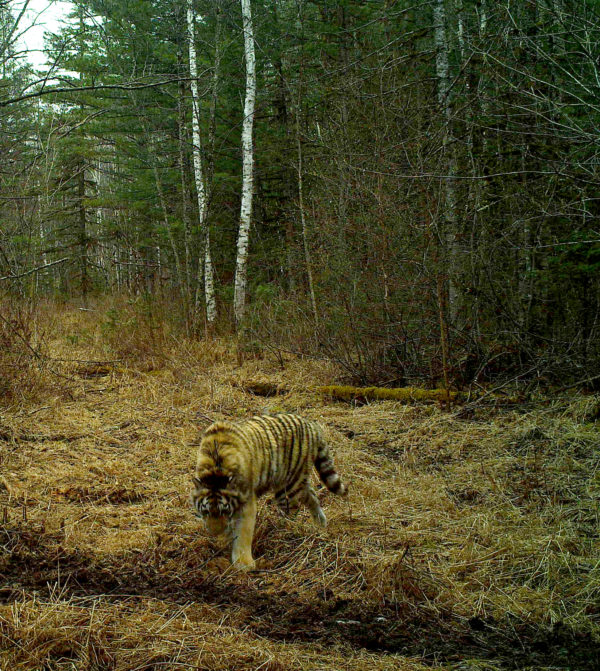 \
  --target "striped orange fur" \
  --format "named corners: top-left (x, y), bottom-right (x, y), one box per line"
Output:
top-left (190, 413), bottom-right (347, 569)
